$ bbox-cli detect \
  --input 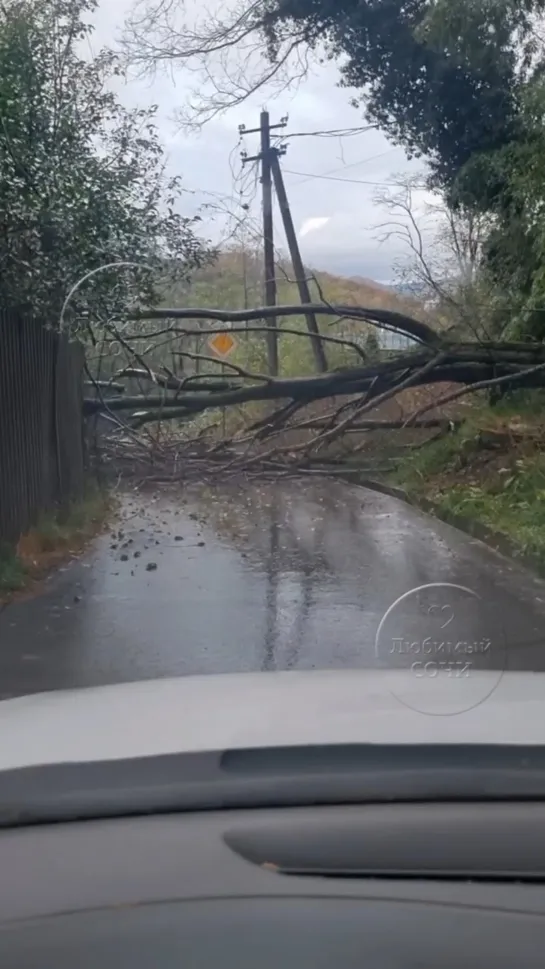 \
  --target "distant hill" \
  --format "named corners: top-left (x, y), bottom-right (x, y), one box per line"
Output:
top-left (348, 275), bottom-right (394, 293)
top-left (392, 280), bottom-right (430, 297)
top-left (163, 249), bottom-right (425, 329)
top-left (307, 268), bottom-right (419, 315)
top-left (159, 248), bottom-right (425, 377)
